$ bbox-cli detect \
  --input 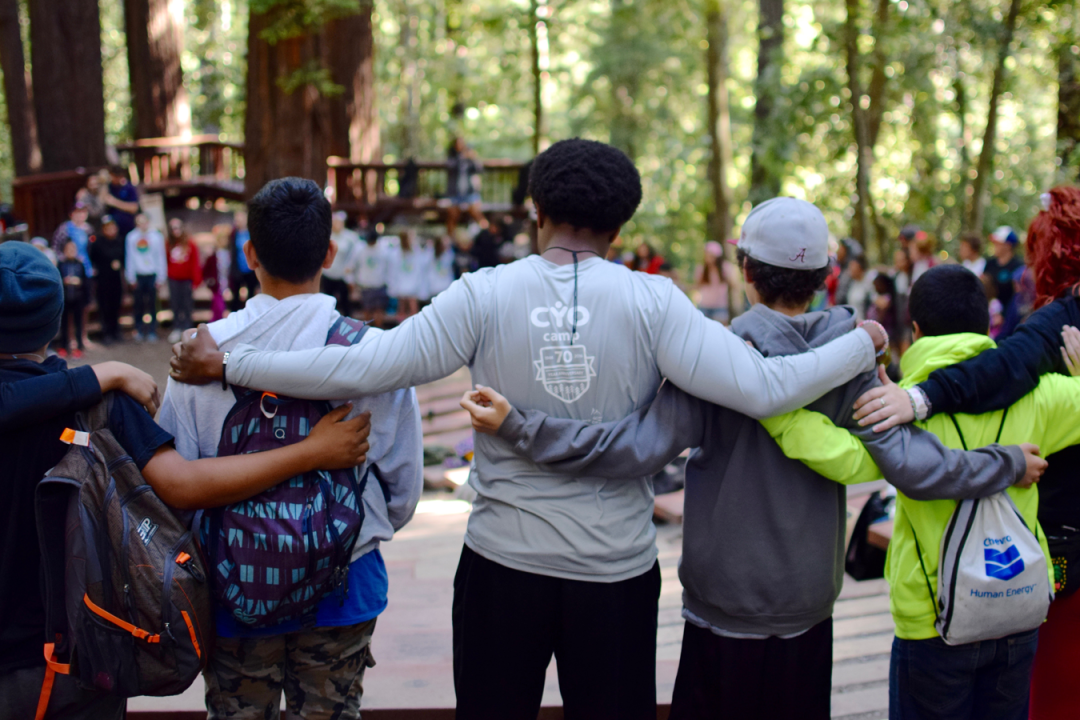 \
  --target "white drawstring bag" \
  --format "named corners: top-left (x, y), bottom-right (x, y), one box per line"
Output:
top-left (910, 410), bottom-right (1053, 646)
